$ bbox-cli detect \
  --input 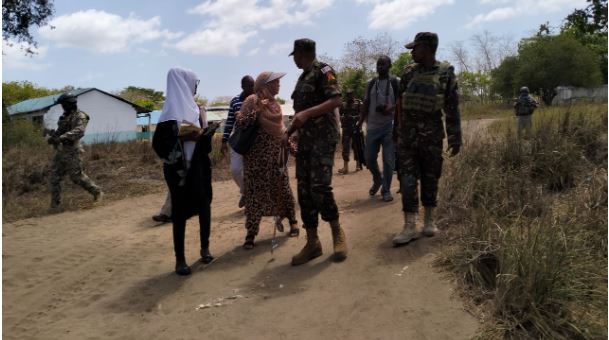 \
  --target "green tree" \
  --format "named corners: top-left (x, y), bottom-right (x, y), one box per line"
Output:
top-left (337, 67), bottom-right (370, 100)
top-left (458, 71), bottom-right (492, 102)
top-left (390, 52), bottom-right (413, 76)
top-left (561, 0), bottom-right (608, 82)
top-left (491, 35), bottom-right (602, 104)
top-left (490, 56), bottom-right (519, 99)
top-left (2, 81), bottom-right (60, 107)
top-left (516, 35), bottom-right (602, 104)
top-left (117, 86), bottom-right (164, 110)
top-left (2, 0), bottom-right (55, 54)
